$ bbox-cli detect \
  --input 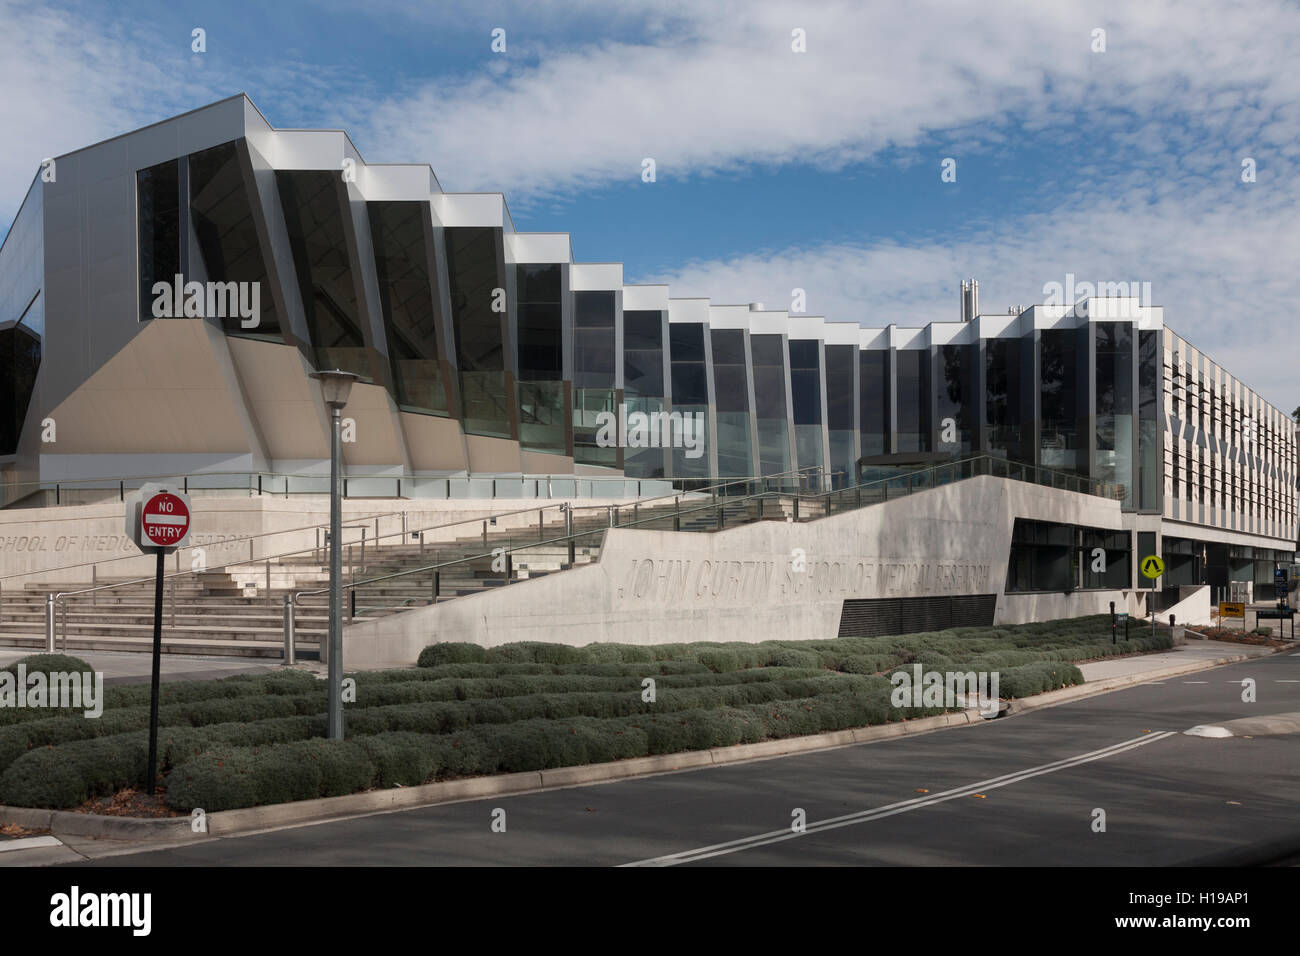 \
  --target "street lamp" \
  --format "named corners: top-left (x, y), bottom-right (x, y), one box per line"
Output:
top-left (310, 369), bottom-right (360, 741)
